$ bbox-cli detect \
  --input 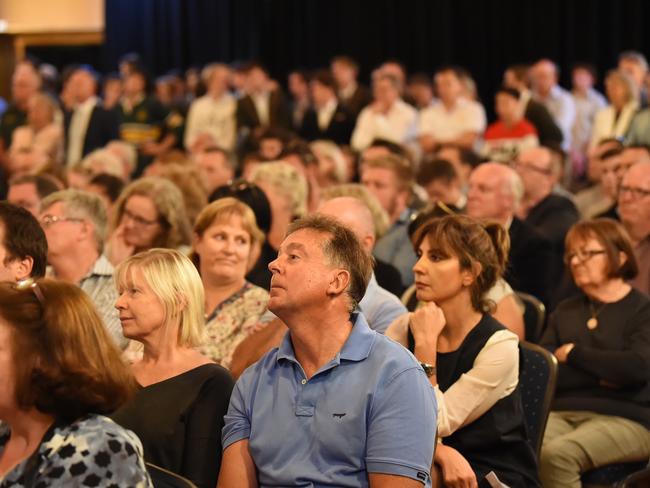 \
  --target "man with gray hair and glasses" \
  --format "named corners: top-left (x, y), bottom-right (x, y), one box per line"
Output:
top-left (39, 189), bottom-right (127, 348)
top-left (619, 161), bottom-right (650, 294)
